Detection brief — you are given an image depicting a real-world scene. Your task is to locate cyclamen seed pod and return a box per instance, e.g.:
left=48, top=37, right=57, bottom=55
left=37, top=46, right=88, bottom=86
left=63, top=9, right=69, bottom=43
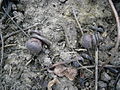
left=81, top=33, right=103, bottom=49
left=26, top=38, right=42, bottom=54
left=26, top=30, right=52, bottom=55
left=81, top=34, right=92, bottom=49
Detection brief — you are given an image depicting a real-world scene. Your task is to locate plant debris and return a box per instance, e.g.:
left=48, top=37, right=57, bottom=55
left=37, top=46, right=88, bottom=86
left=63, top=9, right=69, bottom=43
left=0, top=0, right=120, bottom=90
left=53, top=65, right=77, bottom=81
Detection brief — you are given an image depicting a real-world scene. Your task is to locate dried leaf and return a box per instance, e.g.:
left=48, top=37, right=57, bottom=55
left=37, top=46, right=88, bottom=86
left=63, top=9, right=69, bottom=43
left=48, top=78, right=60, bottom=90
left=53, top=64, right=77, bottom=81
left=54, top=65, right=66, bottom=77
left=64, top=67, right=77, bottom=81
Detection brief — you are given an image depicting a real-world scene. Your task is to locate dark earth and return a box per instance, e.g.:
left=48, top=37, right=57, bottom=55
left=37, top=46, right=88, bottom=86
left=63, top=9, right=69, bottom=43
left=0, top=0, right=120, bottom=90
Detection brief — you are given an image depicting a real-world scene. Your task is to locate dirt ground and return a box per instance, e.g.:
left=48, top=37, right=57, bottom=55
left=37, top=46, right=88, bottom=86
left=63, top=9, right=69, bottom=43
left=0, top=0, right=120, bottom=90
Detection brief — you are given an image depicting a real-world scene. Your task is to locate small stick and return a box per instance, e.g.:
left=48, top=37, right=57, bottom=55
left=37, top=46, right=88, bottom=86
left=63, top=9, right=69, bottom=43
left=41, top=60, right=120, bottom=71
left=77, top=61, right=93, bottom=74
left=0, top=44, right=16, bottom=48
left=108, top=0, right=120, bottom=51
left=2, top=7, right=29, bottom=37
left=95, top=48, right=98, bottom=90
left=77, top=65, right=120, bottom=69
left=0, top=23, right=41, bottom=45
left=0, top=30, right=4, bottom=71
left=72, top=8, right=83, bottom=35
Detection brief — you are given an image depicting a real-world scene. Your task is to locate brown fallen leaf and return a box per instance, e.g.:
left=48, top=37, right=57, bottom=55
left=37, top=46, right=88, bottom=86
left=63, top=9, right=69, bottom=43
left=48, top=78, right=60, bottom=90
left=64, top=67, right=77, bottom=81
left=53, top=65, right=77, bottom=81
left=54, top=65, right=67, bottom=77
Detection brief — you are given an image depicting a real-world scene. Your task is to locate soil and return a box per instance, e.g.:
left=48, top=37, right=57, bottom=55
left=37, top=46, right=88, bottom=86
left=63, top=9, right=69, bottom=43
left=0, top=0, right=120, bottom=90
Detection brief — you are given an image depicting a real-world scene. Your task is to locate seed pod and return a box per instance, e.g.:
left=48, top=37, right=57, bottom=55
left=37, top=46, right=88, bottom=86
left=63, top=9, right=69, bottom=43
left=81, top=34, right=92, bottom=49
left=26, top=38, right=42, bottom=54
left=26, top=30, right=52, bottom=55
left=81, top=33, right=103, bottom=49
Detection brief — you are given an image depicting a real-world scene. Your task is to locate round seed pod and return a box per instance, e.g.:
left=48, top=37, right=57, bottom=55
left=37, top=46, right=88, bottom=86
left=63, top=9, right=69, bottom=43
left=26, top=38, right=42, bottom=54
left=81, top=34, right=92, bottom=49
left=81, top=33, right=103, bottom=49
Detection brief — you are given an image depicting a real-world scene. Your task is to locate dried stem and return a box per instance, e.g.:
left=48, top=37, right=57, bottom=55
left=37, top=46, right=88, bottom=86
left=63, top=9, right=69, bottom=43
left=72, top=8, right=83, bottom=35
left=95, top=48, right=98, bottom=90
left=0, top=29, right=4, bottom=72
left=2, top=7, right=29, bottom=37
left=108, top=0, right=120, bottom=51
left=0, top=23, right=41, bottom=46
left=3, top=23, right=41, bottom=41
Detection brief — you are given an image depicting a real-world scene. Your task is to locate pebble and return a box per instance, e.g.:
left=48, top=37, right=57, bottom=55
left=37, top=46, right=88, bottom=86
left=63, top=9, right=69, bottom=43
left=72, top=61, right=81, bottom=67
left=98, top=81, right=107, bottom=88
left=43, top=57, right=52, bottom=66
left=101, top=72, right=111, bottom=82
left=4, top=64, right=11, bottom=71
left=108, top=80, right=115, bottom=88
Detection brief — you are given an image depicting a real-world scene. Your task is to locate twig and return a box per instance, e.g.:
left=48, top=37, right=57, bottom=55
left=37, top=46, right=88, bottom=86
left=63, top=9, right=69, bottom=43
left=72, top=8, right=83, bottom=35
left=95, top=48, right=98, bottom=90
left=2, top=7, right=29, bottom=37
left=1, top=17, right=47, bottom=43
left=0, top=23, right=41, bottom=45
left=77, top=61, right=93, bottom=74
left=77, top=65, right=120, bottom=69
left=75, top=48, right=87, bottom=52
left=108, top=0, right=120, bottom=51
left=4, top=23, right=40, bottom=40
left=41, top=60, right=120, bottom=71
left=0, top=44, right=16, bottom=48
left=0, top=30, right=4, bottom=71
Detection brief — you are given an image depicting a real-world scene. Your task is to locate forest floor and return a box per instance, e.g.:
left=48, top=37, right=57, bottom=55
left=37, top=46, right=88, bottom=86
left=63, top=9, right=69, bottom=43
left=0, top=0, right=120, bottom=90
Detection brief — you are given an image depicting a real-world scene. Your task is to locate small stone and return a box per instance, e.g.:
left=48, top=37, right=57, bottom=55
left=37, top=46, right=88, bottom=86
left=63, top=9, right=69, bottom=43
left=101, top=72, right=111, bottom=82
left=72, top=61, right=81, bottom=67
left=43, top=57, right=52, bottom=66
left=17, top=4, right=25, bottom=11
left=4, top=64, right=11, bottom=71
left=98, top=81, right=107, bottom=88
left=12, top=4, right=17, bottom=10
left=108, top=80, right=115, bottom=88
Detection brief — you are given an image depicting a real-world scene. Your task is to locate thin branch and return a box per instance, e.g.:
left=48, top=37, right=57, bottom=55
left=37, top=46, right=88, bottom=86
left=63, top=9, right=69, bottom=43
left=3, top=23, right=41, bottom=41
left=77, top=65, right=120, bottom=69
left=108, top=0, right=120, bottom=51
left=0, top=44, right=16, bottom=48
left=72, top=8, right=83, bottom=35
left=0, top=23, right=41, bottom=47
left=95, top=48, right=98, bottom=90
left=77, top=61, right=93, bottom=74
left=0, top=30, right=4, bottom=71
left=2, top=7, right=29, bottom=37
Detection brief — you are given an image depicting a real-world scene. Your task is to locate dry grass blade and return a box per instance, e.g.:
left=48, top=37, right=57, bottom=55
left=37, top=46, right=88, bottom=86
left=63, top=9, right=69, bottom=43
left=108, top=0, right=120, bottom=51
